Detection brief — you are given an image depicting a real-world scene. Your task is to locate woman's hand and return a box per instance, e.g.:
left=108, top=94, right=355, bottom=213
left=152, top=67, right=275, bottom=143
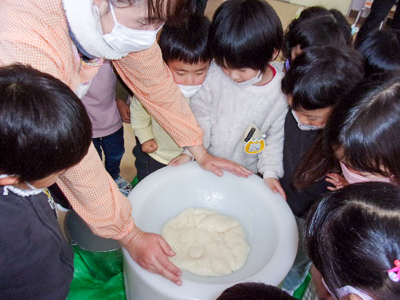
left=142, top=139, right=158, bottom=153
left=264, top=177, right=286, bottom=200
left=188, top=145, right=252, bottom=177
left=119, top=226, right=182, bottom=286
left=326, top=173, right=349, bottom=190
left=168, top=154, right=193, bottom=166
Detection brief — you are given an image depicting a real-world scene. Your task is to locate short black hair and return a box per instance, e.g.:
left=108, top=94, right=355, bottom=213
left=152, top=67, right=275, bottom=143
left=0, top=64, right=92, bottom=182
left=217, top=282, right=295, bottom=300
left=356, top=28, right=400, bottom=77
left=159, top=13, right=211, bottom=64
left=283, top=6, right=352, bottom=61
left=306, top=182, right=400, bottom=300
left=281, top=46, right=365, bottom=110
left=209, top=0, right=283, bottom=71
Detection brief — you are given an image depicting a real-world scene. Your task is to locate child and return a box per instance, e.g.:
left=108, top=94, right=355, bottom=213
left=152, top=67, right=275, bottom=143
left=282, top=6, right=352, bottom=71
left=130, top=13, right=212, bottom=181
left=173, top=0, right=287, bottom=196
left=306, top=182, right=400, bottom=299
left=0, top=65, right=92, bottom=298
left=217, top=282, right=295, bottom=300
left=295, top=71, right=400, bottom=190
left=356, top=28, right=400, bottom=77
left=81, top=60, right=132, bottom=195
left=279, top=46, right=364, bottom=295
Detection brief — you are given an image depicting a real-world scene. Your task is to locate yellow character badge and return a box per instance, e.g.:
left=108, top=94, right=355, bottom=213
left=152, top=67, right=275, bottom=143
left=243, top=123, right=266, bottom=154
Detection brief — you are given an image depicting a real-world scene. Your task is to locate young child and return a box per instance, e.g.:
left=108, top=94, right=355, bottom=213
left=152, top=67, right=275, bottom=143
left=282, top=6, right=352, bottom=71
left=173, top=0, right=287, bottom=196
left=356, top=28, right=400, bottom=77
left=130, top=13, right=212, bottom=181
left=81, top=60, right=132, bottom=195
left=217, top=282, right=295, bottom=300
left=279, top=46, right=365, bottom=295
left=0, top=65, right=92, bottom=298
left=306, top=182, right=400, bottom=299
left=295, top=71, right=400, bottom=190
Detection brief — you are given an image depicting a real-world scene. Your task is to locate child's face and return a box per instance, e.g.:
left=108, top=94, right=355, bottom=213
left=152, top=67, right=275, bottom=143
left=288, top=95, right=332, bottom=127
left=221, top=67, right=259, bottom=84
left=168, top=60, right=211, bottom=86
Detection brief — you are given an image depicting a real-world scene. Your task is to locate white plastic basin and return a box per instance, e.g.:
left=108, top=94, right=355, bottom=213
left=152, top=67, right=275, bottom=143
left=124, top=162, right=297, bottom=300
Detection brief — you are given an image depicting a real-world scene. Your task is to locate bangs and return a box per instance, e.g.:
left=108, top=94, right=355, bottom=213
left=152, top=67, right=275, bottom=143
left=148, top=0, right=194, bottom=24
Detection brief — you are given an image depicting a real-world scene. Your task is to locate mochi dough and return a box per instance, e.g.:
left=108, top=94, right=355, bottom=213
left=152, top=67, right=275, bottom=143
left=161, top=208, right=250, bottom=276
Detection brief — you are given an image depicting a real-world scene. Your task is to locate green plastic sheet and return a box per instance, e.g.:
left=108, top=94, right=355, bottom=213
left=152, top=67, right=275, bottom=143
left=67, top=246, right=126, bottom=300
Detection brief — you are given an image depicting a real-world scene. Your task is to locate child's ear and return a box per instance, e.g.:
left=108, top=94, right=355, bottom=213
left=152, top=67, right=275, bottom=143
left=0, top=176, right=19, bottom=186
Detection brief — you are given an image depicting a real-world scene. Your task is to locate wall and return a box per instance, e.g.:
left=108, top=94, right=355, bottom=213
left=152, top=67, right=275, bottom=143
left=289, top=0, right=352, bottom=15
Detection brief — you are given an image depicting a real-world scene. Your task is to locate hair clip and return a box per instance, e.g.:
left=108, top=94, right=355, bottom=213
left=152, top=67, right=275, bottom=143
left=388, top=259, right=400, bottom=282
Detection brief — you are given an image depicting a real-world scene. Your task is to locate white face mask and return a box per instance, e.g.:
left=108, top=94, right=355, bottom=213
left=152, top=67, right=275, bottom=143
left=102, top=2, right=163, bottom=55
left=291, top=110, right=324, bottom=131
left=234, top=70, right=263, bottom=86
left=177, top=84, right=203, bottom=98
left=322, top=279, right=373, bottom=300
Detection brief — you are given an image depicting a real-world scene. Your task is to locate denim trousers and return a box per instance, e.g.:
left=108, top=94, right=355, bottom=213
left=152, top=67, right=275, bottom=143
left=92, top=126, right=124, bottom=180
left=281, top=217, right=312, bottom=294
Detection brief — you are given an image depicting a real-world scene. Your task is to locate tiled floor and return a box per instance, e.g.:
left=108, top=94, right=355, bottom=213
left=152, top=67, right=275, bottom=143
left=119, top=0, right=306, bottom=184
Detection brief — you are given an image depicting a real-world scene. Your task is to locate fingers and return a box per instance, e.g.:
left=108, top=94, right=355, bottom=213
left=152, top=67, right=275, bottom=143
left=275, top=183, right=287, bottom=200
left=157, top=259, right=182, bottom=286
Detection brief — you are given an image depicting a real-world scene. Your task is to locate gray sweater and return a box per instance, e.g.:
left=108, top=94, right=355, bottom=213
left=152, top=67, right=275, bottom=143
left=190, top=62, right=288, bottom=178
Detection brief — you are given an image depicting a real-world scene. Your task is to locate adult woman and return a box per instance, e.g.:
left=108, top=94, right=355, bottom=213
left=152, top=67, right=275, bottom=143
left=0, top=0, right=250, bottom=286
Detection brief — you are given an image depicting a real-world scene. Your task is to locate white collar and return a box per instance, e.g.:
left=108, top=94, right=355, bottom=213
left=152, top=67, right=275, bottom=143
left=2, top=185, right=43, bottom=197
left=62, top=0, right=125, bottom=60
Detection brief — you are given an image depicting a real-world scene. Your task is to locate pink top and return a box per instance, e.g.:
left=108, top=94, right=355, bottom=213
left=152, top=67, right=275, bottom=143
left=81, top=60, right=122, bottom=138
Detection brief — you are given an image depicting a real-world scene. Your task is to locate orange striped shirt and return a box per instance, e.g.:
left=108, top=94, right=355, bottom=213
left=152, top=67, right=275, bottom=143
left=0, top=0, right=203, bottom=239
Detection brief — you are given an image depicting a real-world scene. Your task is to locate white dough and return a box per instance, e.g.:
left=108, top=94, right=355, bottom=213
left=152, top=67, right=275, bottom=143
left=161, top=208, right=250, bottom=276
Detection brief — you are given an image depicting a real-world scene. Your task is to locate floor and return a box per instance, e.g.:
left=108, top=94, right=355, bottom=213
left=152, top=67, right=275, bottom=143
left=118, top=0, right=306, bottom=184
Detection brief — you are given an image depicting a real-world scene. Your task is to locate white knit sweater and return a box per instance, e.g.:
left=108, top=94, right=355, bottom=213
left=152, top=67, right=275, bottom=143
left=190, top=62, right=288, bottom=178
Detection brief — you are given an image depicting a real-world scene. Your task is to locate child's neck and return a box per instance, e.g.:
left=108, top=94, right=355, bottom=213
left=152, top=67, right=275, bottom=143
left=254, top=64, right=273, bottom=86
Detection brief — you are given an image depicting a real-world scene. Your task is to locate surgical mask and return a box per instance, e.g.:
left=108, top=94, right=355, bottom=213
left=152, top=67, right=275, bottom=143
left=234, top=70, right=263, bottom=86
left=323, top=279, right=373, bottom=300
left=177, top=84, right=203, bottom=98
left=340, top=161, right=393, bottom=184
left=102, top=2, right=163, bottom=55
left=291, top=110, right=324, bottom=131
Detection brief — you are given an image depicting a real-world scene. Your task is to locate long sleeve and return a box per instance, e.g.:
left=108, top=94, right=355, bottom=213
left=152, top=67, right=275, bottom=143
left=113, top=43, right=204, bottom=148
left=189, top=65, right=219, bottom=149
left=257, top=107, right=287, bottom=179
left=130, top=96, right=155, bottom=144
left=0, top=0, right=134, bottom=239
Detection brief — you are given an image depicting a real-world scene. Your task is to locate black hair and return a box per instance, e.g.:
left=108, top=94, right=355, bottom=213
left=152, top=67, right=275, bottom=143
left=209, top=0, right=283, bottom=71
left=282, top=46, right=365, bottom=110
left=159, top=13, right=211, bottom=64
left=306, top=182, right=400, bottom=299
left=217, top=282, right=295, bottom=300
left=282, top=6, right=352, bottom=62
left=295, top=72, right=400, bottom=188
left=0, top=64, right=92, bottom=182
left=356, top=28, right=400, bottom=77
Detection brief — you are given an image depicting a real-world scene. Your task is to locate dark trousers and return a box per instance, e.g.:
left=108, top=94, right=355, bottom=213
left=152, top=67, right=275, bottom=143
left=355, top=0, right=400, bottom=45
left=195, top=0, right=208, bottom=14
left=133, top=137, right=166, bottom=181
left=93, top=127, right=125, bottom=180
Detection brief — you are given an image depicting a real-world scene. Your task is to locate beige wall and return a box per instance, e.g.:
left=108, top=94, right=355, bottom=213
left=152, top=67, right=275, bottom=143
left=289, top=0, right=352, bottom=15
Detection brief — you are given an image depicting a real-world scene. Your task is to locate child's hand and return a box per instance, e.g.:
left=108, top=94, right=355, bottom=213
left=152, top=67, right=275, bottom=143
left=326, top=173, right=349, bottom=190
left=264, top=177, right=286, bottom=200
left=142, top=139, right=158, bottom=153
left=168, top=154, right=193, bottom=166
left=116, top=98, right=131, bottom=123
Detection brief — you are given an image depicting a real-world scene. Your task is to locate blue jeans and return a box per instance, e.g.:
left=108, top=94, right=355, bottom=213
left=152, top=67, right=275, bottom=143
left=281, top=217, right=312, bottom=294
left=92, top=127, right=124, bottom=180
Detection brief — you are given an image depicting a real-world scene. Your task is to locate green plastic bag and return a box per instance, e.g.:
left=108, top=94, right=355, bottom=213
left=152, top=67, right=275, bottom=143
left=67, top=246, right=126, bottom=300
